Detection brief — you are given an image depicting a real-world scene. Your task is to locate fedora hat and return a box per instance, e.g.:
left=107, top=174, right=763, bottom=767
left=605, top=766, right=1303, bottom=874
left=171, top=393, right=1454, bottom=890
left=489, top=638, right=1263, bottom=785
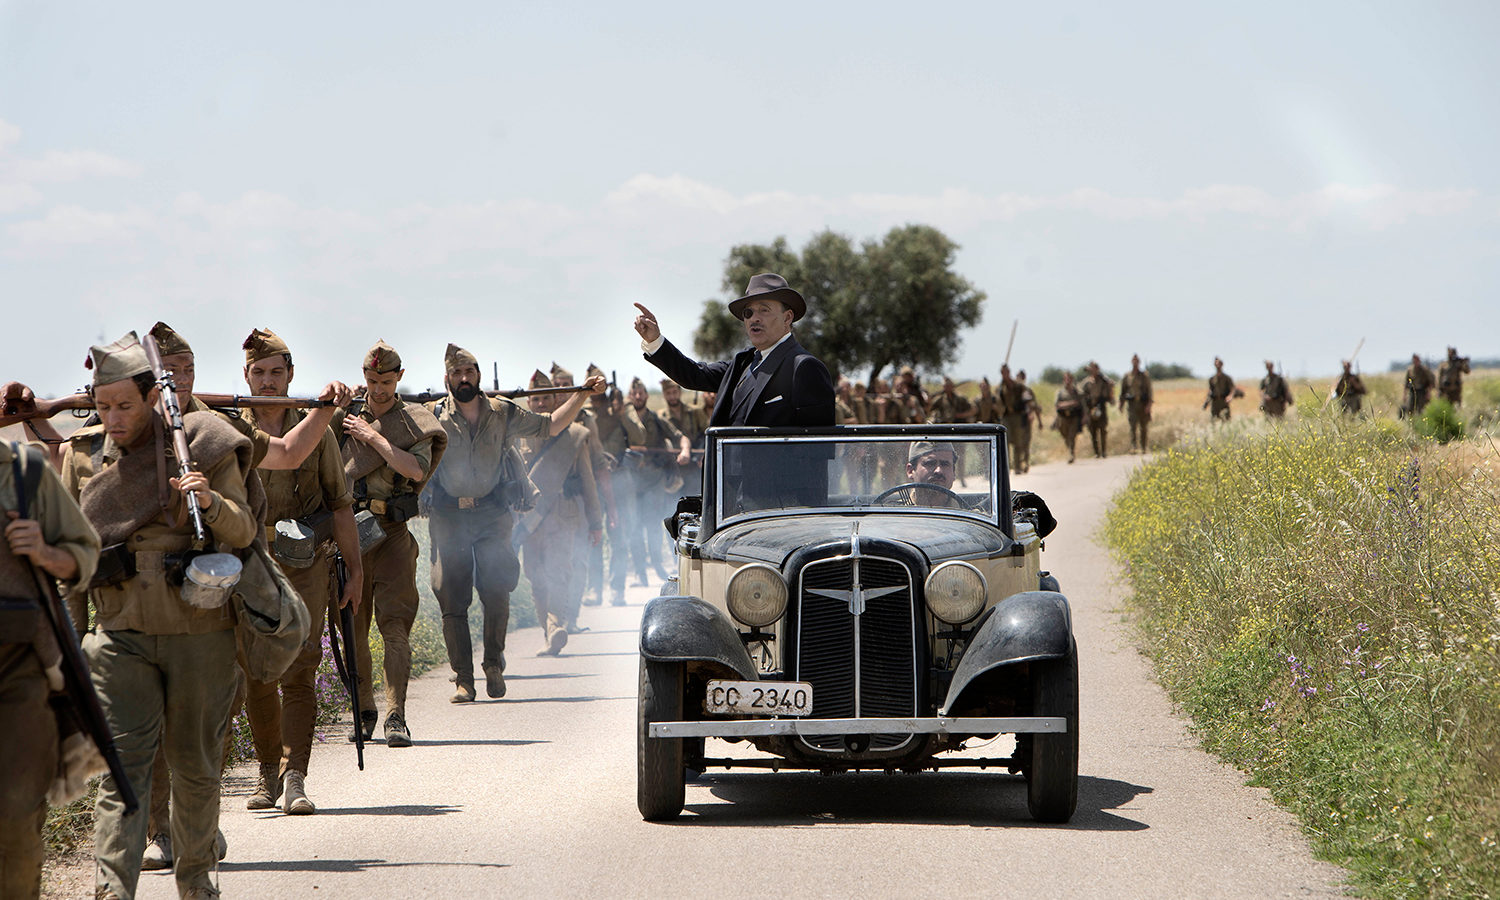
left=728, top=273, right=806, bottom=322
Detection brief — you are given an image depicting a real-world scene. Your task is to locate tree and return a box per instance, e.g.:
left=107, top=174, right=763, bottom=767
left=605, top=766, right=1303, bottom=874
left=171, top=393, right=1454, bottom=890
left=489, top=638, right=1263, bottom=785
left=694, top=225, right=985, bottom=383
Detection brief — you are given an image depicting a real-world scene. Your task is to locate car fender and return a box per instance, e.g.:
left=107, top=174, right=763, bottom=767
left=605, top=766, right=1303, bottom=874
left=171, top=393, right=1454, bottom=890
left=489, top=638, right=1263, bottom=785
left=939, top=590, right=1073, bottom=716
left=639, top=595, right=759, bottom=682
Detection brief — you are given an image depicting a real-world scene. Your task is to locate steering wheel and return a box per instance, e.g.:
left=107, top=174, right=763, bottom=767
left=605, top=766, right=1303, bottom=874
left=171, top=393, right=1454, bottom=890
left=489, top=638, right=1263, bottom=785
left=873, top=482, right=966, bottom=507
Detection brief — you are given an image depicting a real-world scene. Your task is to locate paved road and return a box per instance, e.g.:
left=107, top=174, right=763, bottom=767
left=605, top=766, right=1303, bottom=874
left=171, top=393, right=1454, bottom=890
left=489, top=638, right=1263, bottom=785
left=133, top=454, right=1348, bottom=898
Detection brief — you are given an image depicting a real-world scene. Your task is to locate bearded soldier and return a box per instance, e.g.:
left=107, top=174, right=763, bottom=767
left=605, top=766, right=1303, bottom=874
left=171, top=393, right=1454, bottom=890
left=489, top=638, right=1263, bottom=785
left=424, top=346, right=602, bottom=703
left=1334, top=361, right=1367, bottom=415
left=61, top=333, right=258, bottom=900
left=337, top=341, right=445, bottom=746
left=1437, top=346, right=1470, bottom=407
left=1259, top=361, right=1294, bottom=418
left=239, top=328, right=363, bottom=815
left=1117, top=354, right=1153, bottom=453
left=1205, top=357, right=1241, bottom=421
left=518, top=371, right=604, bottom=655
left=1080, top=361, right=1114, bottom=459
left=1, top=441, right=100, bottom=899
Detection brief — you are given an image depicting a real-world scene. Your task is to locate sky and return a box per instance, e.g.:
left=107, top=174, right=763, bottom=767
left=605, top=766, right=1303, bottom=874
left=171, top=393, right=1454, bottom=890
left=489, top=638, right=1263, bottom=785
left=2, top=1, right=1497, bottom=397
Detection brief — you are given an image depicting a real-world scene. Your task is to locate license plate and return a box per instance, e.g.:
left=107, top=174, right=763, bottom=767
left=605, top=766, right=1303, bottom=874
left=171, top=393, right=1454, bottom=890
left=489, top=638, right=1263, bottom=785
left=704, top=680, right=813, bottom=717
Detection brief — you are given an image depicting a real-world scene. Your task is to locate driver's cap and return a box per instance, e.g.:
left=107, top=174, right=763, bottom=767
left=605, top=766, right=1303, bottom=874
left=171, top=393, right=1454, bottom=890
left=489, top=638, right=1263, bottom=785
left=907, top=440, right=958, bottom=464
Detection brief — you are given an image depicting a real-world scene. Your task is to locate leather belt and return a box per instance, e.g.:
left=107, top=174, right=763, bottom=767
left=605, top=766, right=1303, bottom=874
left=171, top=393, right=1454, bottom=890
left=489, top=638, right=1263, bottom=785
left=457, top=496, right=478, bottom=509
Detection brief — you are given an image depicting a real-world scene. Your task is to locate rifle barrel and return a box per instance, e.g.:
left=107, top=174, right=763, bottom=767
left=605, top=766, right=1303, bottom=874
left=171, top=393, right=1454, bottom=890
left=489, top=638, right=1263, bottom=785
left=143, top=336, right=208, bottom=543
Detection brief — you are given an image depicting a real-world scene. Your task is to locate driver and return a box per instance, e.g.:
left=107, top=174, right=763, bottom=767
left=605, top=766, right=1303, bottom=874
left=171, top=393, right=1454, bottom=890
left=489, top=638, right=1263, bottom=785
left=897, top=441, right=962, bottom=508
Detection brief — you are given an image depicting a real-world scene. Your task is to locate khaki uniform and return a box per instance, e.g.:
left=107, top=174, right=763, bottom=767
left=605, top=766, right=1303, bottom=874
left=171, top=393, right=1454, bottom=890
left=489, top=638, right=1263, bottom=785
left=425, top=395, right=549, bottom=688
left=664, top=400, right=708, bottom=495
left=0, top=442, right=99, bottom=900
left=62, top=414, right=256, bottom=899
left=1119, top=370, right=1153, bottom=451
left=520, top=425, right=603, bottom=646
left=335, top=400, right=440, bottom=720
left=1207, top=372, right=1236, bottom=421
left=624, top=405, right=683, bottom=578
left=996, top=381, right=1028, bottom=473
left=1335, top=373, right=1367, bottom=415
left=244, top=409, right=351, bottom=778
left=1080, top=374, right=1114, bottom=458
left=1260, top=372, right=1294, bottom=418
left=927, top=391, right=973, bottom=424
left=593, top=405, right=638, bottom=595
left=1437, top=356, right=1469, bottom=406
left=1401, top=361, right=1434, bottom=418
left=1052, top=385, right=1084, bottom=462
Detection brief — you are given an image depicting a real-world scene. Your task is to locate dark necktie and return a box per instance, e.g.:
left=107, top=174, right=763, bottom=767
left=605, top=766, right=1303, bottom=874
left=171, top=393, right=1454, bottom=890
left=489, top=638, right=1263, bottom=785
left=731, top=350, right=764, bottom=415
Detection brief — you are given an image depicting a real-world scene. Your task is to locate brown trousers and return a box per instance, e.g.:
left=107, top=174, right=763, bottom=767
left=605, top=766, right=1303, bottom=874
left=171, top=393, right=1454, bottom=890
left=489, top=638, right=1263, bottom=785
left=354, top=522, right=419, bottom=716
left=429, top=504, right=518, bottom=683
left=0, top=644, right=54, bottom=900
left=244, top=550, right=333, bottom=776
left=523, top=498, right=584, bottom=646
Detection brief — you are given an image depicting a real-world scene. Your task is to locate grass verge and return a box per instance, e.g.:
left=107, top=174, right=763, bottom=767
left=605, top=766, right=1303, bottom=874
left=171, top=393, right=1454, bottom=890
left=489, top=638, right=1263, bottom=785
left=1103, top=411, right=1500, bottom=897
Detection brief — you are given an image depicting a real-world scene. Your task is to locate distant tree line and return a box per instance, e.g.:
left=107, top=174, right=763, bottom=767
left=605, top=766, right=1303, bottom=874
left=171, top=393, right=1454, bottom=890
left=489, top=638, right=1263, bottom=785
left=692, top=225, right=985, bottom=384
left=1386, top=356, right=1497, bottom=372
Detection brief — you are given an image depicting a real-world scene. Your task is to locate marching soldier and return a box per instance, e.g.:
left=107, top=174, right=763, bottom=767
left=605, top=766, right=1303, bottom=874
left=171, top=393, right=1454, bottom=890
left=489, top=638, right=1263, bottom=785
left=518, top=371, right=604, bottom=656
left=834, top=378, right=858, bottom=425
left=1205, top=357, right=1241, bottom=421
left=1118, top=354, right=1153, bottom=453
left=661, top=377, right=708, bottom=491
left=556, top=364, right=617, bottom=613
left=1401, top=353, right=1435, bottom=419
left=849, top=380, right=877, bottom=425
left=928, top=376, right=975, bottom=424
left=1437, top=346, right=1470, bottom=407
left=1080, top=361, right=1114, bottom=458
left=625, top=377, right=689, bottom=584
left=1052, top=371, right=1084, bottom=463
left=61, top=333, right=258, bottom=900
left=339, top=341, right=446, bottom=746
left=424, top=345, right=601, bottom=703
left=239, top=329, right=362, bottom=815
left=1259, top=361, right=1294, bottom=418
left=998, top=365, right=1029, bottom=473
left=591, top=386, right=636, bottom=606
left=1335, top=361, right=1367, bottom=415
left=1, top=440, right=100, bottom=899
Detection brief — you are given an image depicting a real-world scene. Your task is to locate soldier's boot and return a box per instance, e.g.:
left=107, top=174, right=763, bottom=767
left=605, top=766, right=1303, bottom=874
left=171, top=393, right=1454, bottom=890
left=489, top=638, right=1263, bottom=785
left=384, top=711, right=412, bottom=748
left=245, top=762, right=283, bottom=810
left=282, top=770, right=316, bottom=815
left=451, top=678, right=475, bottom=704
left=216, top=829, right=227, bottom=861
left=347, top=709, right=377, bottom=743
left=483, top=664, right=506, bottom=699
left=610, top=588, right=626, bottom=607
left=141, top=832, right=173, bottom=871
left=581, top=589, right=602, bottom=607
left=566, top=616, right=589, bottom=634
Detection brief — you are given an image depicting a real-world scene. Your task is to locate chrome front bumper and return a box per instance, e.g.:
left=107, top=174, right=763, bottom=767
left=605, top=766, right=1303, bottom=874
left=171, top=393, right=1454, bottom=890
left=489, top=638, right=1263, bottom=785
left=647, top=716, right=1065, bottom=739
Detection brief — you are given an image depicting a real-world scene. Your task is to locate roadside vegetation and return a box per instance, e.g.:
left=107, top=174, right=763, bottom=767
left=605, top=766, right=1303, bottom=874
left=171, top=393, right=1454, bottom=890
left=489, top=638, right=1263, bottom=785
left=1104, top=407, right=1500, bottom=897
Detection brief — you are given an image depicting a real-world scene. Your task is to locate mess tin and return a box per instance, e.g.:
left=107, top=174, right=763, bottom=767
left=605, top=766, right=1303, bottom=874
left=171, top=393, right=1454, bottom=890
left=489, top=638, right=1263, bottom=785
left=273, top=509, right=387, bottom=568
left=181, top=552, right=243, bottom=609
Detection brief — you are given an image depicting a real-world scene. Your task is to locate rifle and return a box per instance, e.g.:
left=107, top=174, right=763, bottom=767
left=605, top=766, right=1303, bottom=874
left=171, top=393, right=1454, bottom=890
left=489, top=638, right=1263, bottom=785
left=0, top=390, right=335, bottom=429
left=327, top=553, right=364, bottom=770
left=395, top=385, right=593, bottom=405
left=142, top=337, right=210, bottom=545
left=1003, top=320, right=1018, bottom=368
left=9, top=444, right=139, bottom=814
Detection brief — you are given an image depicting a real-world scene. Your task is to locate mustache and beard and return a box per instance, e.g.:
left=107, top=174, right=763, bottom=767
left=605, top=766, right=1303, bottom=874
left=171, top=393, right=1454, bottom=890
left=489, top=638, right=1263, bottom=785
left=451, top=380, right=481, bottom=402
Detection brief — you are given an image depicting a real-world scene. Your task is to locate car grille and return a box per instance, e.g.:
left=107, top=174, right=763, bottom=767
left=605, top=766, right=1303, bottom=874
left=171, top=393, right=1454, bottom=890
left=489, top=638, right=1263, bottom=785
left=795, top=554, right=917, bottom=752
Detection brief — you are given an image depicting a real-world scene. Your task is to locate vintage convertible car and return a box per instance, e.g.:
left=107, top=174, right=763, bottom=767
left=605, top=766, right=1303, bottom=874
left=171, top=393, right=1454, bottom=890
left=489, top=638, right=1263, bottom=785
left=637, top=424, right=1077, bottom=823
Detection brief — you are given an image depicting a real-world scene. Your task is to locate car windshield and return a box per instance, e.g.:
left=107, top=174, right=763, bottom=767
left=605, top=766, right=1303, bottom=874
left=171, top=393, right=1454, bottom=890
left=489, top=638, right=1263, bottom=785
left=713, top=433, right=1001, bottom=526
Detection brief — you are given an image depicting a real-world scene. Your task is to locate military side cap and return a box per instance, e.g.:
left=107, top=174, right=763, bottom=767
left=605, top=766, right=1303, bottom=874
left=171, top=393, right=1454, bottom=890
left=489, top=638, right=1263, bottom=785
left=550, top=361, right=573, bottom=381
left=149, top=321, right=192, bottom=356
left=660, top=378, right=676, bottom=390
left=629, top=376, right=647, bottom=391
left=907, top=440, right=957, bottom=463
left=445, top=343, right=478, bottom=372
left=364, top=340, right=402, bottom=374
left=87, top=331, right=153, bottom=386
left=529, top=369, right=552, bottom=389
left=586, top=363, right=606, bottom=380
left=243, top=327, right=290, bottom=365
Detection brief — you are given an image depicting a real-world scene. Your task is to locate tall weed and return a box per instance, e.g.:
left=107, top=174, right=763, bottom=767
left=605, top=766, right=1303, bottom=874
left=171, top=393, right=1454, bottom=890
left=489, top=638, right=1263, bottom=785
left=1104, top=412, right=1500, bottom=898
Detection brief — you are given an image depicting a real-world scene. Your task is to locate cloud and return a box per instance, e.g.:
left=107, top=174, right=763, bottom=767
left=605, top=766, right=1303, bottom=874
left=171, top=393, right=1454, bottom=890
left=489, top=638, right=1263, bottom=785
left=10, top=149, right=143, bottom=183
left=6, top=205, right=153, bottom=248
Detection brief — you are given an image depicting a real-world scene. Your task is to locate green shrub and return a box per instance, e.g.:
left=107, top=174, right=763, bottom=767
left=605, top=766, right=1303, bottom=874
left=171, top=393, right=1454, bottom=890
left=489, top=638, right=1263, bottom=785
left=1104, top=417, right=1500, bottom=898
left=1414, top=399, right=1465, bottom=444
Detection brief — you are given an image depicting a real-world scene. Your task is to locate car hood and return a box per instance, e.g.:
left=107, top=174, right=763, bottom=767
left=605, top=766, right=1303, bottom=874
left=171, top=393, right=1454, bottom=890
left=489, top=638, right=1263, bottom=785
left=698, top=514, right=1012, bottom=567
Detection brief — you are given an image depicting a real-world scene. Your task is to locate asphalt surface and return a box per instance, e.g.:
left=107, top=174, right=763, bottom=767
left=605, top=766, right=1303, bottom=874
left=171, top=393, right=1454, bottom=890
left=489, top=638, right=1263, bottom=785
left=132, top=453, right=1349, bottom=898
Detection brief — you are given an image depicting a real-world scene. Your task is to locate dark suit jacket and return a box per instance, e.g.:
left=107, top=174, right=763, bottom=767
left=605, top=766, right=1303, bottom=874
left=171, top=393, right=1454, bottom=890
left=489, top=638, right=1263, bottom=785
left=646, top=335, right=835, bottom=428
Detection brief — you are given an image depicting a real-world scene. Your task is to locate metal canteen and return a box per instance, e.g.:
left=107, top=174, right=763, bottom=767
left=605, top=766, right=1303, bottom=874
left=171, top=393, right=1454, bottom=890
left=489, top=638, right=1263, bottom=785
left=273, top=518, right=318, bottom=569
left=181, top=552, right=243, bottom=609
left=354, top=509, right=385, bottom=554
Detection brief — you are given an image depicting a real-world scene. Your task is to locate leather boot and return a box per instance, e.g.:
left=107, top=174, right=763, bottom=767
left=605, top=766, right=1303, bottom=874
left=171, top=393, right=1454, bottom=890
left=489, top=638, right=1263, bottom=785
left=483, top=664, right=506, bottom=698
left=283, top=770, right=316, bottom=815
left=451, top=678, right=475, bottom=703
left=246, top=762, right=282, bottom=810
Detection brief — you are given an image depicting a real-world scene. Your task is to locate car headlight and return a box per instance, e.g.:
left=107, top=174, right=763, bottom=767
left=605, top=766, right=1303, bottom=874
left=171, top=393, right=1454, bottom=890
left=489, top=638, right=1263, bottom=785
left=726, top=564, right=789, bottom=627
left=925, top=561, right=986, bottom=624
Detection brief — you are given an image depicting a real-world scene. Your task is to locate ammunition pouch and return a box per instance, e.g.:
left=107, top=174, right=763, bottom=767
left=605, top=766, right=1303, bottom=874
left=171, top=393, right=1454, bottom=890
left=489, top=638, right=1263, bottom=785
left=357, top=492, right=421, bottom=524
left=0, top=596, right=42, bottom=644
left=89, top=543, right=138, bottom=590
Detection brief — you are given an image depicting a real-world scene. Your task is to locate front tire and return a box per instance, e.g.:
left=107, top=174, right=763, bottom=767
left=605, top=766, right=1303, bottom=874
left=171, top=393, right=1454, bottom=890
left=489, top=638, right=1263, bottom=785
left=1026, top=642, right=1079, bottom=823
left=637, top=657, right=686, bottom=821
